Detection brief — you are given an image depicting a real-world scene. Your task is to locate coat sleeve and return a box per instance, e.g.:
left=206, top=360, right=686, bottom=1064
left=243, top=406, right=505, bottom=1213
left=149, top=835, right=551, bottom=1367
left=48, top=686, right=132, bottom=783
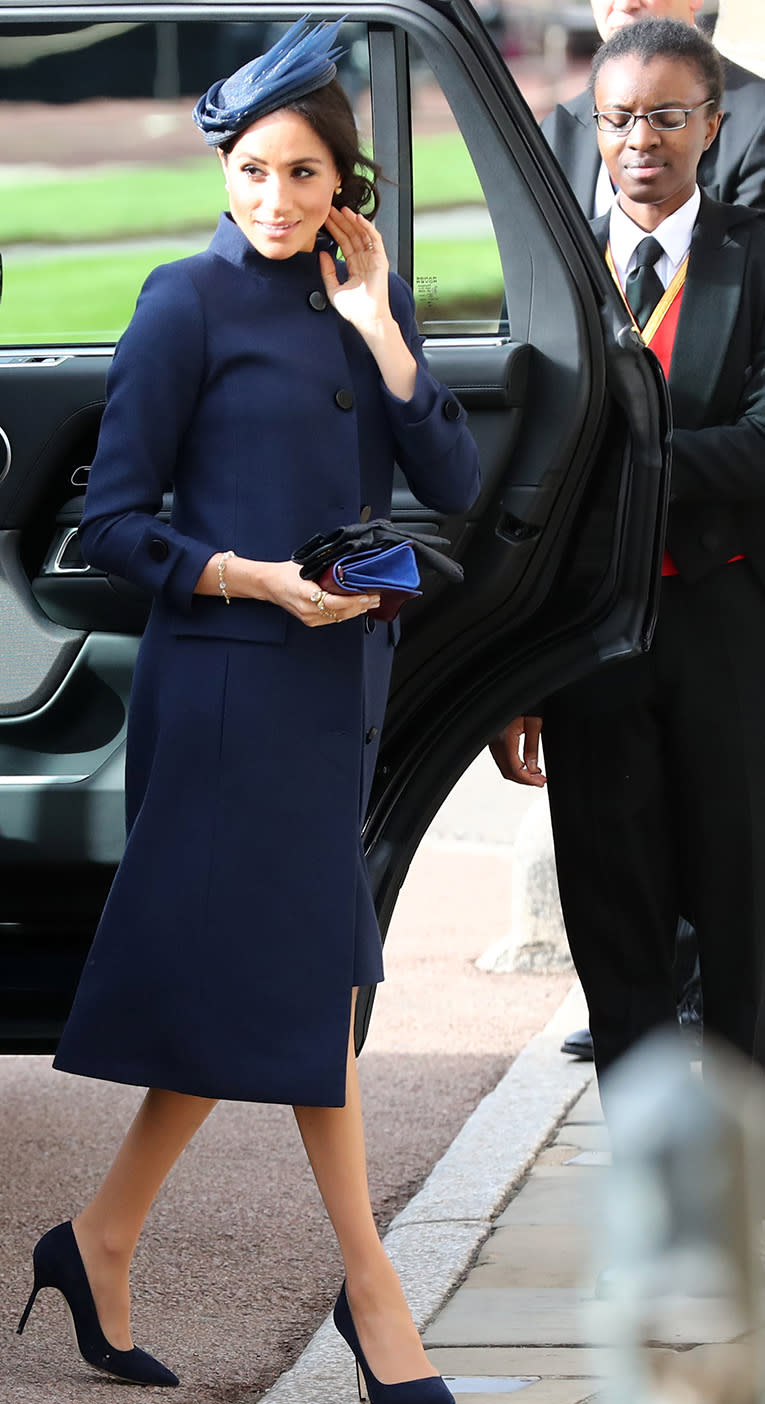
left=379, top=274, right=481, bottom=514
left=78, top=261, right=217, bottom=615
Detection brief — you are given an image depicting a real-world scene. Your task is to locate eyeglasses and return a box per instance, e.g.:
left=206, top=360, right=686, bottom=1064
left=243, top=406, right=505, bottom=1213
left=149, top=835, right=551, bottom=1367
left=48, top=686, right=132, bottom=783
left=593, top=100, right=715, bottom=134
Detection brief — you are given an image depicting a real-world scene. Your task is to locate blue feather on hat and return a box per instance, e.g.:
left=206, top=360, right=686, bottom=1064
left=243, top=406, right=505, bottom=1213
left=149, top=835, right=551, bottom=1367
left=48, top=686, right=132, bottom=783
left=193, top=15, right=345, bottom=147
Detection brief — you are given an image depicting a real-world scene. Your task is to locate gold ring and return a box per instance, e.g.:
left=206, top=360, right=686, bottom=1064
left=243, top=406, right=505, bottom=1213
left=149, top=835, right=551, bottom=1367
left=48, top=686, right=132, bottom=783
left=366, top=241, right=374, bottom=251
left=310, top=588, right=323, bottom=604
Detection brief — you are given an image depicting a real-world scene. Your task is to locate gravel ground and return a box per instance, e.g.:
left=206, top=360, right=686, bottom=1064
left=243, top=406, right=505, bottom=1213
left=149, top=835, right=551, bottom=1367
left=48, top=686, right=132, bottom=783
left=1, top=763, right=572, bottom=1404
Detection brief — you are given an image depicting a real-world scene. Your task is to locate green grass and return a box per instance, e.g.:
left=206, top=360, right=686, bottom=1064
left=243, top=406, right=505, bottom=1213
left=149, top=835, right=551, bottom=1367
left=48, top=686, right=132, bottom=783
left=0, top=246, right=204, bottom=342
left=0, top=236, right=503, bottom=344
left=0, top=132, right=481, bottom=247
left=412, top=133, right=485, bottom=210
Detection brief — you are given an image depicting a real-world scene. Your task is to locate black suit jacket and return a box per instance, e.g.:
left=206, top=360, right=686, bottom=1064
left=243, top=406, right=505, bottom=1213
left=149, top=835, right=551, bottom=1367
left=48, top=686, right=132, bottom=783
left=543, top=58, right=765, bottom=215
left=592, top=194, right=765, bottom=584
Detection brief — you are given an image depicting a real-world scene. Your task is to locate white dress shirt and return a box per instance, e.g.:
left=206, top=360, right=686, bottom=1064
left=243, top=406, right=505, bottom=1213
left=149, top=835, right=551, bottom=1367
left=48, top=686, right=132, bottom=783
left=608, top=186, right=700, bottom=292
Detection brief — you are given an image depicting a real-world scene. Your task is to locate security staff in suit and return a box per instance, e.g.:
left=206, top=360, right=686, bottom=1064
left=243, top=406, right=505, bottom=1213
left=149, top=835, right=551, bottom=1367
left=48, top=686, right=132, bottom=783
left=541, top=0, right=765, bottom=1065
left=542, top=0, right=765, bottom=216
left=493, top=20, right=765, bottom=1083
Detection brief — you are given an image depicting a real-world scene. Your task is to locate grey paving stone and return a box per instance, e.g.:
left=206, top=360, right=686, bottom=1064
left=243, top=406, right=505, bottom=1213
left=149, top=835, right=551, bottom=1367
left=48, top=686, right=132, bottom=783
left=424, top=1287, right=742, bottom=1349
left=423, top=1287, right=596, bottom=1347
left=553, top=1124, right=610, bottom=1152
left=563, top=1152, right=611, bottom=1167
left=448, top=1376, right=603, bottom=1402
left=563, top=1084, right=602, bottom=1125
left=427, top=1346, right=617, bottom=1378
left=464, top=1224, right=596, bottom=1290
left=495, top=1169, right=601, bottom=1228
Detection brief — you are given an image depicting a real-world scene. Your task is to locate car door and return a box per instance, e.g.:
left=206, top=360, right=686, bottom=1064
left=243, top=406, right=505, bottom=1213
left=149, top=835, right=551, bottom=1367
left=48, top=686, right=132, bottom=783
left=0, top=1, right=668, bottom=1051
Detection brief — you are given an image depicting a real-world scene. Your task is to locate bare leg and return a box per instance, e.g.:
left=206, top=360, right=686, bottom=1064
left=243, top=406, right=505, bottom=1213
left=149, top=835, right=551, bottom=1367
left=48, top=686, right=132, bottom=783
left=293, top=993, right=438, bottom=1386
left=73, top=1088, right=216, bottom=1350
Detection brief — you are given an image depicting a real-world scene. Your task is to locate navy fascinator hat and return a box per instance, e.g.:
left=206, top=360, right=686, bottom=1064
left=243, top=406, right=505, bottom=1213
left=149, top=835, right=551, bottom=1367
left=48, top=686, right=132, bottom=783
left=193, top=15, right=346, bottom=148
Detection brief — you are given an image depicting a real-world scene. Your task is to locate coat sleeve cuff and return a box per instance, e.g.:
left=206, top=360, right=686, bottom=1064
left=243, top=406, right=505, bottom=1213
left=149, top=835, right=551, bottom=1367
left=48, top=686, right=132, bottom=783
left=381, top=364, right=465, bottom=450
left=126, top=524, right=216, bottom=616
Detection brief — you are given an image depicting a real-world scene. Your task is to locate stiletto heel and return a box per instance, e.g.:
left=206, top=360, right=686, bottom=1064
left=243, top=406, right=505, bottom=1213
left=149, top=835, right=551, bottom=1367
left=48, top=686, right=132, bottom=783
left=16, top=1283, right=40, bottom=1336
left=333, top=1281, right=454, bottom=1404
left=17, top=1222, right=179, bottom=1387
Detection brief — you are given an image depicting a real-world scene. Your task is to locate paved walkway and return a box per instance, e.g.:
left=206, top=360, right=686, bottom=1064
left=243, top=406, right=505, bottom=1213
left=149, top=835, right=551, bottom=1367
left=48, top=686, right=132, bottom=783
left=257, top=981, right=756, bottom=1404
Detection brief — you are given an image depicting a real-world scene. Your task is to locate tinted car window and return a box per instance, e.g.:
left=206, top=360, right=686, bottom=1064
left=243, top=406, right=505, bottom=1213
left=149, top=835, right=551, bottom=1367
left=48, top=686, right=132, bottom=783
left=409, top=36, right=504, bottom=335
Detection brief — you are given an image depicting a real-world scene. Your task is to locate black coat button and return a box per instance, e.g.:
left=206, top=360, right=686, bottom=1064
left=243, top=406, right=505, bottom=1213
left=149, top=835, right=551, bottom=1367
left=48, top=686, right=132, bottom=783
left=360, top=504, right=372, bottom=523
left=364, top=616, right=376, bottom=634
left=365, top=726, right=379, bottom=744
left=700, top=530, right=720, bottom=551
left=335, top=389, right=354, bottom=411
left=148, top=538, right=169, bottom=562
left=442, top=397, right=461, bottom=421
left=308, top=290, right=327, bottom=311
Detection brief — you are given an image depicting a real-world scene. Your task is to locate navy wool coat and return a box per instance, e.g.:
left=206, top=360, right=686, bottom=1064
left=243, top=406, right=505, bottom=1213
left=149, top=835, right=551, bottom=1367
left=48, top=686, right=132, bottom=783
left=54, top=213, right=480, bottom=1106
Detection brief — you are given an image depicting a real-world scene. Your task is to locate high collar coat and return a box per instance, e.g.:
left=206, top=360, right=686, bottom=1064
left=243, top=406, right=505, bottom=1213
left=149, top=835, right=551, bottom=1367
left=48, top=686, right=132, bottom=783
left=54, top=214, right=480, bottom=1105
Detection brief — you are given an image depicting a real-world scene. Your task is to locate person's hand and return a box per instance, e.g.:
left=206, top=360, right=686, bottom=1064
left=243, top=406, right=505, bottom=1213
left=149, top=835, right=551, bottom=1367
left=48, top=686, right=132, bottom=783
left=258, top=560, right=380, bottom=627
left=319, top=207, right=391, bottom=337
left=488, top=716, right=546, bottom=786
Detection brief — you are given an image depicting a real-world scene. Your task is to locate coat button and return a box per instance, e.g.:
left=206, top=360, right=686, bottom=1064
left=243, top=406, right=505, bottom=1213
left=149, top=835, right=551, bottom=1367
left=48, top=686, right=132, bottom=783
left=365, top=726, right=379, bottom=744
left=308, top=290, right=327, bottom=311
left=335, top=388, right=354, bottom=411
left=365, top=616, right=376, bottom=634
left=360, top=504, right=372, bottom=523
left=148, top=537, right=169, bottom=562
left=442, top=396, right=461, bottom=421
left=700, top=530, right=720, bottom=551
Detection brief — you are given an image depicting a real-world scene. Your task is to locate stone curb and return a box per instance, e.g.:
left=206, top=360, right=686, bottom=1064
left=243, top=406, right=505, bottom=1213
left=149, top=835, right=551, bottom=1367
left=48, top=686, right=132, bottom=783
left=248, top=982, right=592, bottom=1404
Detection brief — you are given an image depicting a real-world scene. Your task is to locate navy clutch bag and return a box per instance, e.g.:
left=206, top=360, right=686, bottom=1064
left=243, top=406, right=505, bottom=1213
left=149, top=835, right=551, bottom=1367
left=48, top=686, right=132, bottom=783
left=292, top=518, right=463, bottom=623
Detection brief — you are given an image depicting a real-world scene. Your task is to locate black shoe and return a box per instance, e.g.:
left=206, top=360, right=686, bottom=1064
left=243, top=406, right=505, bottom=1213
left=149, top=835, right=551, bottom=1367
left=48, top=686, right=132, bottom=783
left=17, top=1221, right=179, bottom=1387
left=561, top=1027, right=594, bottom=1060
left=333, top=1281, right=454, bottom=1403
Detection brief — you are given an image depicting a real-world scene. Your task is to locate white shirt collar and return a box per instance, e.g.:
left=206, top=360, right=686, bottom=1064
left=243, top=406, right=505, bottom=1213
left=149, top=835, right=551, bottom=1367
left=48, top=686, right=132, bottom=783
left=608, top=186, right=700, bottom=290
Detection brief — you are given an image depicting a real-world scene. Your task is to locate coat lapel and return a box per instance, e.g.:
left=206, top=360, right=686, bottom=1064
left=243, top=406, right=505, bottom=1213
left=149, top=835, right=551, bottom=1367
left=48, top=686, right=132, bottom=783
left=668, top=195, right=746, bottom=428
left=561, top=92, right=601, bottom=213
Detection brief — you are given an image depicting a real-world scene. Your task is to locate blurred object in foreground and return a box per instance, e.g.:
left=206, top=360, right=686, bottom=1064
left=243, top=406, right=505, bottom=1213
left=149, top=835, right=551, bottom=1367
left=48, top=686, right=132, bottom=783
left=593, top=1030, right=765, bottom=1404
left=714, top=0, right=765, bottom=79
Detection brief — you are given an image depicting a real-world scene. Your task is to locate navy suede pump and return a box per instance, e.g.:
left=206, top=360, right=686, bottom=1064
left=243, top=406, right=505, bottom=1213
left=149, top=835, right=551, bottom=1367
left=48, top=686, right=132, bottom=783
left=333, top=1281, right=455, bottom=1403
left=17, top=1221, right=179, bottom=1387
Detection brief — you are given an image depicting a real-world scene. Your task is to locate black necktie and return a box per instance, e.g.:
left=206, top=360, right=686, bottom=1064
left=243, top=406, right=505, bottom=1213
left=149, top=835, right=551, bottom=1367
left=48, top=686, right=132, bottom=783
left=625, top=236, right=664, bottom=329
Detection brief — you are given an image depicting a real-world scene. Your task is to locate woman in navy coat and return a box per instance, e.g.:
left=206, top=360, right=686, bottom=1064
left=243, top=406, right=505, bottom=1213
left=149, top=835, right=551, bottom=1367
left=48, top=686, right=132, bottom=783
left=19, top=19, right=480, bottom=1399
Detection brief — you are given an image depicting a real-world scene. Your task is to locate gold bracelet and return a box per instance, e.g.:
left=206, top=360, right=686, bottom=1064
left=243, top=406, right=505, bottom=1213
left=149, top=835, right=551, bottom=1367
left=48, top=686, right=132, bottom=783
left=218, top=550, right=233, bottom=605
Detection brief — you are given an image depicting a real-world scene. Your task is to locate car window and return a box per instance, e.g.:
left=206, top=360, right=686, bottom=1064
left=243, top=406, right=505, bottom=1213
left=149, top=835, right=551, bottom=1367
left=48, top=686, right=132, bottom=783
left=409, top=37, right=505, bottom=337
left=0, top=18, right=372, bottom=347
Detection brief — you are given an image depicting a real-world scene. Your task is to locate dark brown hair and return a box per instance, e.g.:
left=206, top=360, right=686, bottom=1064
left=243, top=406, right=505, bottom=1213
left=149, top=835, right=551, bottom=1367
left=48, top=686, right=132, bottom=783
left=221, top=79, right=382, bottom=217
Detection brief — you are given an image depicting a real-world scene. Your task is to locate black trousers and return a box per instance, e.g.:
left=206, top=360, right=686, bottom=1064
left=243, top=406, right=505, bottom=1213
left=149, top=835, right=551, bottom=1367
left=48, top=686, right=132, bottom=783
left=543, top=562, right=765, bottom=1079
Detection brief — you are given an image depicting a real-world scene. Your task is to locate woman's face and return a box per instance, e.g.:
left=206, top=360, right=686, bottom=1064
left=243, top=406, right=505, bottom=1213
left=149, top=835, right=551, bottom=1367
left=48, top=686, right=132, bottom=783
left=220, top=109, right=340, bottom=260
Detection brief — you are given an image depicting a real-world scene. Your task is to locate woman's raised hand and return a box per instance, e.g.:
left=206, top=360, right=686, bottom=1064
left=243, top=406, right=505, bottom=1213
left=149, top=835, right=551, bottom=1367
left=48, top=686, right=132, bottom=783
left=320, top=207, right=418, bottom=403
left=257, top=560, right=380, bottom=627
left=320, top=207, right=390, bottom=336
